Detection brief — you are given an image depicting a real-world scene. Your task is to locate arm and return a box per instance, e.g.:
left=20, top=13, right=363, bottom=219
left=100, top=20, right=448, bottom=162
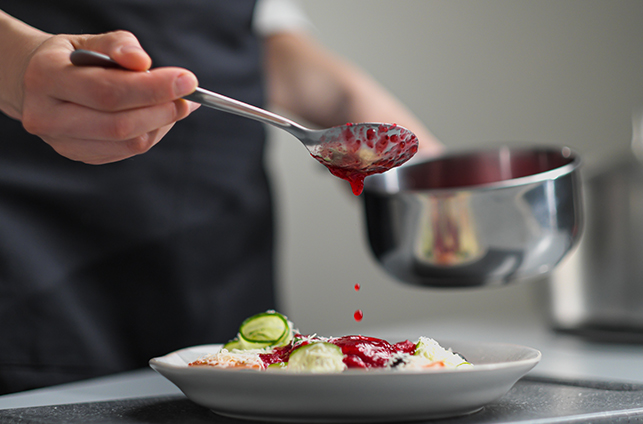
left=0, top=10, right=199, bottom=164
left=263, top=31, right=443, bottom=158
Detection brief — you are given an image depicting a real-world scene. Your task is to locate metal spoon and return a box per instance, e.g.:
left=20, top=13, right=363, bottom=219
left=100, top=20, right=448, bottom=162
left=70, top=49, right=418, bottom=195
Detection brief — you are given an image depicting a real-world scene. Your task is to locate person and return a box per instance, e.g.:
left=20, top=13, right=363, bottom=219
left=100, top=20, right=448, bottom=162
left=0, top=0, right=442, bottom=394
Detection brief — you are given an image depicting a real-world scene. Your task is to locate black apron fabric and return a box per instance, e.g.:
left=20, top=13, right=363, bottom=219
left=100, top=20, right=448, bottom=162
left=0, top=0, right=275, bottom=394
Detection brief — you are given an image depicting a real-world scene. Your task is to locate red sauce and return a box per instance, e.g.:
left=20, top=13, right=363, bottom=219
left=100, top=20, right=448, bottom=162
left=330, top=335, right=415, bottom=369
left=258, top=342, right=303, bottom=367
left=258, top=334, right=416, bottom=369
left=312, top=123, right=418, bottom=195
left=354, top=283, right=361, bottom=292
left=393, top=339, right=417, bottom=354
left=325, top=168, right=368, bottom=196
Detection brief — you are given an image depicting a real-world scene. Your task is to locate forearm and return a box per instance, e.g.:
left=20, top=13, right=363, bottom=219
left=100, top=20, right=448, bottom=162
left=337, top=62, right=442, bottom=155
left=0, top=9, right=50, bottom=120
left=264, top=31, right=442, bottom=156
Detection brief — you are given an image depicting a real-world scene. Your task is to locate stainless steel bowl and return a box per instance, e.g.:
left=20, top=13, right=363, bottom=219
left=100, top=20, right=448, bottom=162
left=362, top=146, right=583, bottom=288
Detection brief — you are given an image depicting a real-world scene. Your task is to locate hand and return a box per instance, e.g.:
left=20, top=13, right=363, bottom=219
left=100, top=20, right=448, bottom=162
left=19, top=30, right=199, bottom=164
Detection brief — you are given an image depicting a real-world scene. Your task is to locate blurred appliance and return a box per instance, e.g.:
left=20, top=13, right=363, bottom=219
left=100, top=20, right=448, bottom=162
left=549, top=112, right=643, bottom=342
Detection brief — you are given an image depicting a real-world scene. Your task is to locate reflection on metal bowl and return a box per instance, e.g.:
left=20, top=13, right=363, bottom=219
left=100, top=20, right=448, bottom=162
left=362, top=146, right=583, bottom=288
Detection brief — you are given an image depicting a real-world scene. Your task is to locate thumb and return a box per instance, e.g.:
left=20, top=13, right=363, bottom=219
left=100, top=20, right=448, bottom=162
left=81, top=30, right=152, bottom=71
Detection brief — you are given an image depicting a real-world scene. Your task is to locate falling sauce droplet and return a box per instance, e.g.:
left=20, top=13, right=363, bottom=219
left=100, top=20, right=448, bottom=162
left=354, top=310, right=363, bottom=322
left=354, top=283, right=361, bottom=292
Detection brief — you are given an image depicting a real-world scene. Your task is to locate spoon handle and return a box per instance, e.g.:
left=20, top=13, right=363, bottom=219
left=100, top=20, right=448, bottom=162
left=184, top=87, right=301, bottom=131
left=69, top=49, right=305, bottom=133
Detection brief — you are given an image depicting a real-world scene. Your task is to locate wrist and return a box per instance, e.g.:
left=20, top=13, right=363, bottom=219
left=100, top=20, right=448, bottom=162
left=0, top=10, right=51, bottom=120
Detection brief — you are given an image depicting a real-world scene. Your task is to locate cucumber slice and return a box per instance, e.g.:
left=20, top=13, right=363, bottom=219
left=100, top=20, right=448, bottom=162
left=287, top=342, right=346, bottom=373
left=267, top=362, right=287, bottom=370
left=238, top=311, right=293, bottom=349
left=223, top=339, right=242, bottom=350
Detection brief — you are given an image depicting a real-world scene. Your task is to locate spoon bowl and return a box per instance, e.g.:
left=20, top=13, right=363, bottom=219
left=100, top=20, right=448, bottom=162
left=305, top=123, right=418, bottom=195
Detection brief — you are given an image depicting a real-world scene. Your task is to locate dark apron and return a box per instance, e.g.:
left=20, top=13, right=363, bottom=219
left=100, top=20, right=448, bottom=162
left=0, top=0, right=275, bottom=393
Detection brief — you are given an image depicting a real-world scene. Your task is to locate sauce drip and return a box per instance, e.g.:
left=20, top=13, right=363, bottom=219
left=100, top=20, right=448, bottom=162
left=353, top=309, right=363, bottom=322
left=311, top=123, right=418, bottom=195
left=353, top=284, right=362, bottom=321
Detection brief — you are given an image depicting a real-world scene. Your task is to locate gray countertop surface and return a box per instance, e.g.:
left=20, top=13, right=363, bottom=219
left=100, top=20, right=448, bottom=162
left=0, top=316, right=642, bottom=423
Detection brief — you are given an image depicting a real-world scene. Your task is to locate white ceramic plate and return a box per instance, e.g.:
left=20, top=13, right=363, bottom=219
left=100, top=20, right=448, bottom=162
left=149, top=340, right=540, bottom=423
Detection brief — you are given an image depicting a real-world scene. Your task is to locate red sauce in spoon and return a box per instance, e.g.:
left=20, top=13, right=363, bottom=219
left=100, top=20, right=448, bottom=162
left=312, top=123, right=418, bottom=195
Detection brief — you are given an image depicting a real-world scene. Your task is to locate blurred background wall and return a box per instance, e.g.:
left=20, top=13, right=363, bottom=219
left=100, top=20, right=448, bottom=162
left=265, top=0, right=643, bottom=335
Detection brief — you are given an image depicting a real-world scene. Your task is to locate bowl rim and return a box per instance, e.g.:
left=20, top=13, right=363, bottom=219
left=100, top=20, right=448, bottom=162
left=364, top=145, right=581, bottom=194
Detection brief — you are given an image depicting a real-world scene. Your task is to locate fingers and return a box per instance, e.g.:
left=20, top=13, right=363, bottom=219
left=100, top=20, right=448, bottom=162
left=71, top=31, right=199, bottom=108
left=52, top=66, right=198, bottom=112
left=28, top=99, right=196, bottom=164
left=45, top=122, right=177, bottom=165
left=76, top=30, right=152, bottom=71
left=23, top=97, right=195, bottom=142
left=25, top=42, right=198, bottom=111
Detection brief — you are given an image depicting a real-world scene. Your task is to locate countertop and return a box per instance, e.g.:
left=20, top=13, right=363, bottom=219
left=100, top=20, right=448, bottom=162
left=0, top=316, right=642, bottom=423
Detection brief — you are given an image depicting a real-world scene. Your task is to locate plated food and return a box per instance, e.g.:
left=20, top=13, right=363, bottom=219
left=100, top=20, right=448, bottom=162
left=150, top=322, right=540, bottom=422
left=188, top=311, right=471, bottom=372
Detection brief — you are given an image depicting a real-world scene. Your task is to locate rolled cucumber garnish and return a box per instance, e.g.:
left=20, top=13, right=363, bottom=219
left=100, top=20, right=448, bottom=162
left=238, top=311, right=293, bottom=349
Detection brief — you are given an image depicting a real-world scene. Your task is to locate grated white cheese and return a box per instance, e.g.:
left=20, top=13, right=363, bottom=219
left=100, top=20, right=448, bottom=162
left=412, top=337, right=472, bottom=369
left=191, top=348, right=266, bottom=369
